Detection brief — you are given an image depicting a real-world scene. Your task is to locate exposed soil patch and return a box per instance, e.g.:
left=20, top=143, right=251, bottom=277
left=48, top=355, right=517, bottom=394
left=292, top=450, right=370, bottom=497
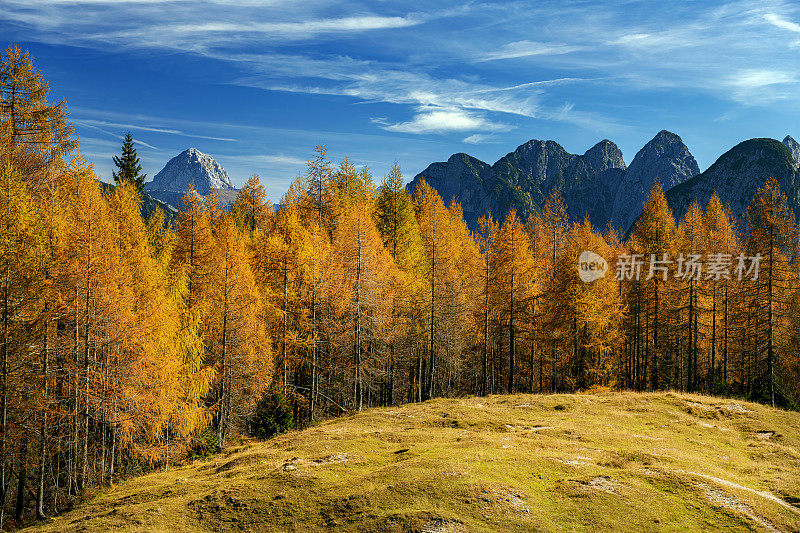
left=675, top=469, right=800, bottom=515
left=557, top=476, right=619, bottom=497
left=501, top=424, right=554, bottom=432
left=724, top=403, right=754, bottom=413
left=559, top=458, right=588, bottom=467
left=587, top=476, right=617, bottom=494
left=421, top=518, right=467, bottom=533
left=310, top=453, right=349, bottom=465
left=699, top=482, right=780, bottom=533
left=382, top=512, right=463, bottom=533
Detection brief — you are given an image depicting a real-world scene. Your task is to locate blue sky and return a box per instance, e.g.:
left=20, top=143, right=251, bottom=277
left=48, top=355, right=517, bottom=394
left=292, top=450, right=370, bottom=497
left=2, top=0, right=798, bottom=200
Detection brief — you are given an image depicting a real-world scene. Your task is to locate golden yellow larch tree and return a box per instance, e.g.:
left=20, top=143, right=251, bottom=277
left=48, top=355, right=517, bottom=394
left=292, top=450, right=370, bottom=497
left=59, top=158, right=120, bottom=494
left=441, top=201, right=481, bottom=395
left=173, top=186, right=215, bottom=313
left=631, top=182, right=677, bottom=391
left=253, top=188, right=314, bottom=403
left=209, top=214, right=271, bottom=447
left=494, top=209, right=535, bottom=393
left=745, top=177, right=798, bottom=407
left=702, top=193, right=738, bottom=390
left=373, top=162, right=423, bottom=404
left=105, top=183, right=212, bottom=469
left=539, top=190, right=570, bottom=392
left=232, top=173, right=270, bottom=233
left=0, top=161, right=45, bottom=525
left=413, top=180, right=450, bottom=401
left=475, top=216, right=499, bottom=395
left=0, top=46, right=77, bottom=186
left=329, top=196, right=395, bottom=411
left=675, top=201, right=705, bottom=392
left=560, top=219, right=623, bottom=389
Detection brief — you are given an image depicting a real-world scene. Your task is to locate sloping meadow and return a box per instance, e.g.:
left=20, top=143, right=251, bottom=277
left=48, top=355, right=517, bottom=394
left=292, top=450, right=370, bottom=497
left=30, top=391, right=800, bottom=532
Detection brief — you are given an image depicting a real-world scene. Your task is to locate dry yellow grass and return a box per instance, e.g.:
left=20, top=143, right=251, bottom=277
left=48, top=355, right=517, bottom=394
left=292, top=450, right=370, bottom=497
left=28, top=392, right=800, bottom=532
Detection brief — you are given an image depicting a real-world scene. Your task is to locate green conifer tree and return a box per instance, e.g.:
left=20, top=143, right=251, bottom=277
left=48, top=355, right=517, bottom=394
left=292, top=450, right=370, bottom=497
left=112, top=131, right=146, bottom=191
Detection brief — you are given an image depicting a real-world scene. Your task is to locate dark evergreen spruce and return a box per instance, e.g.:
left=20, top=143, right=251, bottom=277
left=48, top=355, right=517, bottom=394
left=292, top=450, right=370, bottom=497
left=112, top=131, right=146, bottom=191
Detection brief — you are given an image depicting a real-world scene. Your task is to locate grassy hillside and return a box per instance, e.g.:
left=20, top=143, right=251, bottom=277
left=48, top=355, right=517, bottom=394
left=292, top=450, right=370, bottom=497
left=30, top=392, right=800, bottom=532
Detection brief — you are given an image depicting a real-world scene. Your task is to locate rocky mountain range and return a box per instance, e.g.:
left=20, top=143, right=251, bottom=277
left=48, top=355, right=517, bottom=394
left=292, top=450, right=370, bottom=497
left=665, top=137, right=800, bottom=227
left=145, top=147, right=237, bottom=208
left=143, top=136, right=800, bottom=236
left=410, top=132, right=800, bottom=234
left=408, top=130, right=699, bottom=232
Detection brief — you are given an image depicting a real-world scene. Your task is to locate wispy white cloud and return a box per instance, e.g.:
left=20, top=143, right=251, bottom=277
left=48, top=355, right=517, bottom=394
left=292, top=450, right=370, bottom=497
left=373, top=106, right=513, bottom=134
left=74, top=120, right=161, bottom=150
left=235, top=56, right=544, bottom=120
left=728, top=69, right=797, bottom=88
left=131, top=138, right=159, bottom=150
left=475, top=78, right=589, bottom=93
left=764, top=13, right=800, bottom=33
left=74, top=118, right=236, bottom=142
left=462, top=133, right=494, bottom=144
left=127, top=14, right=425, bottom=40
left=0, top=2, right=432, bottom=52
left=724, top=69, right=798, bottom=104
left=764, top=12, right=800, bottom=46
left=478, top=40, right=582, bottom=62
left=222, top=153, right=308, bottom=167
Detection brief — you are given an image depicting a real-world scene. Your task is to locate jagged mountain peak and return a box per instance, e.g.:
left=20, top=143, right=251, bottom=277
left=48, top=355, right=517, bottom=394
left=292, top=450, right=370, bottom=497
left=446, top=152, right=488, bottom=165
left=410, top=136, right=633, bottom=230
left=634, top=130, right=698, bottom=175
left=583, top=139, right=626, bottom=172
left=783, top=135, right=799, bottom=169
left=612, top=130, right=699, bottom=232
left=146, top=147, right=234, bottom=196
left=653, top=129, right=682, bottom=142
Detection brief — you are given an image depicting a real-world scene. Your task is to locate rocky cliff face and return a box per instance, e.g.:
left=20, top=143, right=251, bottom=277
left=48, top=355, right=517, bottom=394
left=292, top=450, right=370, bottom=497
left=145, top=148, right=235, bottom=208
left=411, top=153, right=495, bottom=226
left=409, top=131, right=696, bottom=232
left=490, top=139, right=627, bottom=219
left=664, top=138, right=800, bottom=225
left=783, top=135, right=800, bottom=169
left=613, top=130, right=700, bottom=232
left=488, top=139, right=580, bottom=224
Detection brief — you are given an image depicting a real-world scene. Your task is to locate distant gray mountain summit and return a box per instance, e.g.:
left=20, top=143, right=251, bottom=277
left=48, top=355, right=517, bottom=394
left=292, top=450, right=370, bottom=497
left=145, top=148, right=235, bottom=208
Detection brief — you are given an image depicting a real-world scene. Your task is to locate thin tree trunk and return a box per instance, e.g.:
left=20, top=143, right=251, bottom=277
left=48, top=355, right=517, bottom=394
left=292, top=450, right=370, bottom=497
left=482, top=259, right=489, bottom=396
left=508, top=262, right=515, bottom=394
left=711, top=284, right=717, bottom=375
left=653, top=280, right=659, bottom=390
left=218, top=251, right=230, bottom=448
left=80, top=245, right=91, bottom=492
left=427, top=233, right=435, bottom=401
left=1, top=261, right=9, bottom=528
left=14, top=438, right=27, bottom=523
left=36, top=310, right=49, bottom=519
left=723, top=283, right=728, bottom=387
left=282, top=258, right=288, bottom=395
left=768, top=233, right=775, bottom=407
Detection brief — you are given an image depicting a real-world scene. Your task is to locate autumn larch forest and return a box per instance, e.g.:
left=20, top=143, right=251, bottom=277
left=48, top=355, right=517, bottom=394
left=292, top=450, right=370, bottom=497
left=1, top=45, right=799, bottom=527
